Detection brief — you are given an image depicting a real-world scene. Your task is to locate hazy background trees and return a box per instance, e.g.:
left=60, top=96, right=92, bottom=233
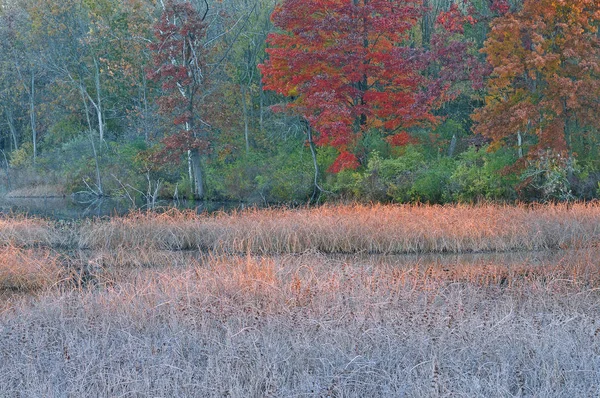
left=0, top=0, right=598, bottom=204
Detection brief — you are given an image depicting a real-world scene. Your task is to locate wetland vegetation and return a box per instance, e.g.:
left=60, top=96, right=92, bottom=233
left=1, top=204, right=600, bottom=396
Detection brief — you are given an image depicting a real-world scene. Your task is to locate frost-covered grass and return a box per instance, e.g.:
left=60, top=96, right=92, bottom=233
left=1, top=250, right=600, bottom=397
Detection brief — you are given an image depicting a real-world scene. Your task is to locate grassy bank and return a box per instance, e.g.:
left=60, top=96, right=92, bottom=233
left=1, top=251, right=600, bottom=396
left=4, top=184, right=66, bottom=198
left=79, top=203, right=600, bottom=254
left=5, top=203, right=600, bottom=254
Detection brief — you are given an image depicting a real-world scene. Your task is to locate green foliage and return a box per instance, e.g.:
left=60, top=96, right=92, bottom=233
left=449, top=147, right=517, bottom=202
left=328, top=168, right=363, bottom=199
left=34, top=134, right=150, bottom=195
left=373, top=148, right=426, bottom=202
left=43, top=116, right=85, bottom=148
left=46, top=135, right=100, bottom=192
left=208, top=153, right=265, bottom=201
left=355, top=130, right=391, bottom=159
left=410, top=157, right=456, bottom=203
left=9, top=143, right=33, bottom=169
left=207, top=143, right=315, bottom=204
left=329, top=147, right=428, bottom=202
left=434, top=118, right=467, bottom=142
left=266, top=151, right=314, bottom=202
left=174, top=175, right=196, bottom=201
left=111, top=138, right=148, bottom=170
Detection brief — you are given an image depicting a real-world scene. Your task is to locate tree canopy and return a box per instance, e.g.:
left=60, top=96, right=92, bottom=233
left=0, top=0, right=599, bottom=203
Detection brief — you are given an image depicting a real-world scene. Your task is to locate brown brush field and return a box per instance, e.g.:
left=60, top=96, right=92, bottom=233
left=0, top=214, right=61, bottom=248
left=79, top=203, right=600, bottom=253
left=1, top=204, right=600, bottom=396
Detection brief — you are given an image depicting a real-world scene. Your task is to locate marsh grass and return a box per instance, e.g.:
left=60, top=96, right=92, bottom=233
left=3, top=204, right=600, bottom=396
left=85, top=248, right=600, bottom=292
left=0, top=215, right=60, bottom=247
left=1, top=250, right=600, bottom=396
left=0, top=246, right=63, bottom=293
left=79, top=203, right=600, bottom=254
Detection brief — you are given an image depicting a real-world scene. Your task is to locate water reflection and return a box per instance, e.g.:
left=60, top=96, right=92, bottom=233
left=0, top=196, right=247, bottom=219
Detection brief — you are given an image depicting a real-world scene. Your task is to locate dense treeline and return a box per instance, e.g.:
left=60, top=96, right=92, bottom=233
left=0, top=0, right=598, bottom=204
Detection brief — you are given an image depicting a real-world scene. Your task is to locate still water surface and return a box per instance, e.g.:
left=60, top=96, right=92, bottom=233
left=0, top=196, right=246, bottom=219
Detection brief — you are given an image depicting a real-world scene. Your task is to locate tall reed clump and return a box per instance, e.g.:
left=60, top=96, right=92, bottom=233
left=78, top=203, right=600, bottom=254
left=0, top=215, right=61, bottom=248
left=0, top=246, right=63, bottom=292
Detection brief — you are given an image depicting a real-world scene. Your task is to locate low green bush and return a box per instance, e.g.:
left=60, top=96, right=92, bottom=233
left=448, top=147, right=517, bottom=202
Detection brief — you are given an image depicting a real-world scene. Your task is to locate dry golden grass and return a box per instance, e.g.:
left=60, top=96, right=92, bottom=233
left=79, top=203, right=600, bottom=254
left=0, top=215, right=60, bottom=247
left=0, top=246, right=63, bottom=292
left=77, top=248, right=600, bottom=316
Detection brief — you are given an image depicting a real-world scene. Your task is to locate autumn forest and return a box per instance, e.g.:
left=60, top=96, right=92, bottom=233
left=0, top=0, right=599, bottom=204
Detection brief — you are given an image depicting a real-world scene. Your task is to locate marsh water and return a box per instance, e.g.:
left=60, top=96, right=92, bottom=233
left=0, top=196, right=248, bottom=219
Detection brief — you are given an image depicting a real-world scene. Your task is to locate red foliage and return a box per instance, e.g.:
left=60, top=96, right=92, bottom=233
left=260, top=0, right=487, bottom=173
left=425, top=2, right=492, bottom=100
left=327, top=151, right=360, bottom=173
left=436, top=4, right=476, bottom=34
left=490, top=0, right=510, bottom=15
left=150, top=130, right=210, bottom=164
left=260, top=0, right=437, bottom=172
left=147, top=0, right=209, bottom=164
left=386, top=132, right=416, bottom=147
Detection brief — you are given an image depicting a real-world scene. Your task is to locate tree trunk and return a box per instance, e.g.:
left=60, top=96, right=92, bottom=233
left=190, top=149, right=204, bottom=199
left=564, top=118, right=574, bottom=183
left=306, top=123, right=323, bottom=203
left=186, top=148, right=192, bottom=184
left=141, top=72, right=149, bottom=142
left=448, top=134, right=457, bottom=157
left=30, top=73, right=36, bottom=166
left=354, top=0, right=368, bottom=133
left=93, top=58, right=105, bottom=142
left=241, top=84, right=250, bottom=154
left=259, top=79, right=265, bottom=134
left=421, top=0, right=432, bottom=47
left=80, top=85, right=103, bottom=196
left=1, top=149, right=10, bottom=192
left=6, top=110, right=18, bottom=151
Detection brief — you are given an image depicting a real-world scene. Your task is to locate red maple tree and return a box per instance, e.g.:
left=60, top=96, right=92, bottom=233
left=259, top=0, right=436, bottom=172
